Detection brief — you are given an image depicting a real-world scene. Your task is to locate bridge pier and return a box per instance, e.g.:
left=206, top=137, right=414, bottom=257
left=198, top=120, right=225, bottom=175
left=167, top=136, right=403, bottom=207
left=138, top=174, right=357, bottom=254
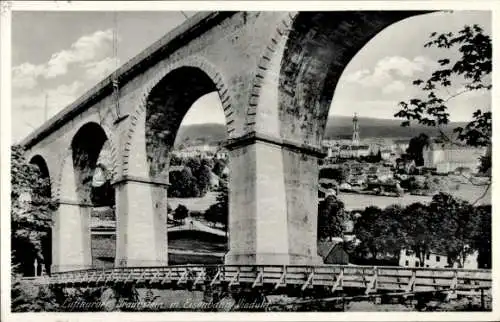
left=51, top=202, right=92, bottom=273
left=114, top=177, right=168, bottom=267
left=225, top=133, right=323, bottom=265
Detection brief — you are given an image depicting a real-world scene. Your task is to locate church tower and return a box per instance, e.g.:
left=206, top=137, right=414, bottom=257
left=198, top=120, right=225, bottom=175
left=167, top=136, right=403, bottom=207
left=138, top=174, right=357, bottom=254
left=352, top=113, right=360, bottom=146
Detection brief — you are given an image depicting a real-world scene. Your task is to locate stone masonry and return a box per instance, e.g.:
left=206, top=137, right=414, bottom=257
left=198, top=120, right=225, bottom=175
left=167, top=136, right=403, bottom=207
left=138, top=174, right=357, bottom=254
left=21, top=11, right=427, bottom=272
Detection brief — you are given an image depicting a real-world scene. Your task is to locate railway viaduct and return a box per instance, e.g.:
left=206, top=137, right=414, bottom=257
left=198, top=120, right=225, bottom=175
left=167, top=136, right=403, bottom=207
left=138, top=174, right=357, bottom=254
left=21, top=11, right=427, bottom=273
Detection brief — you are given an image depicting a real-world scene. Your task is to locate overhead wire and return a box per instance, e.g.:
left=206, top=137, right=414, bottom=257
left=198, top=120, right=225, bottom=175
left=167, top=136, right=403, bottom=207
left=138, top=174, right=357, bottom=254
left=112, top=11, right=121, bottom=120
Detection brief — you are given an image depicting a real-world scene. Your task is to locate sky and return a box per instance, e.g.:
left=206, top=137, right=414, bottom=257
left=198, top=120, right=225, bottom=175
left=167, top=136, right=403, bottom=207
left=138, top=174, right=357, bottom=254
left=11, top=10, right=492, bottom=143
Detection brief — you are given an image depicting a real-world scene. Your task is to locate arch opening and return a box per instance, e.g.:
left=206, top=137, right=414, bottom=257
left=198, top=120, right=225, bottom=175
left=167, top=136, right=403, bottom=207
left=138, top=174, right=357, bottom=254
left=241, top=11, right=431, bottom=265
left=145, top=66, right=229, bottom=265
left=71, top=122, right=116, bottom=269
left=278, top=11, right=425, bottom=147
left=24, top=155, right=52, bottom=276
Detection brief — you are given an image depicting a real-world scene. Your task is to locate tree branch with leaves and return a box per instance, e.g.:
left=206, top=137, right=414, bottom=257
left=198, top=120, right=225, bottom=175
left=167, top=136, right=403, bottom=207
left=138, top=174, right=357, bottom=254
left=11, top=145, right=57, bottom=276
left=395, top=24, right=491, bottom=182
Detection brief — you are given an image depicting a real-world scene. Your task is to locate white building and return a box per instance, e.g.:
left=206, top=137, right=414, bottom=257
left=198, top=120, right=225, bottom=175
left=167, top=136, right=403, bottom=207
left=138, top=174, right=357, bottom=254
left=172, top=144, right=219, bottom=159
left=399, top=249, right=478, bottom=269
left=391, top=139, right=410, bottom=156
left=337, top=144, right=371, bottom=158
left=380, top=149, right=392, bottom=160
left=423, top=143, right=486, bottom=174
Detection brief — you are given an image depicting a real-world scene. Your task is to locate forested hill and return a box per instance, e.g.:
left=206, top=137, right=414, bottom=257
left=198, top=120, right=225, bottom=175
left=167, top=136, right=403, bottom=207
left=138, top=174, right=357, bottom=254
left=174, top=116, right=467, bottom=146
left=324, top=116, right=466, bottom=140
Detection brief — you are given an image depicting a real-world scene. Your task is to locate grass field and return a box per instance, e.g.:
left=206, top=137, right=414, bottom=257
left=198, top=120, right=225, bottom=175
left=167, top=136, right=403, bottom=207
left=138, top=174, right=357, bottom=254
left=340, top=183, right=491, bottom=211
left=168, top=252, right=223, bottom=265
left=168, top=230, right=227, bottom=253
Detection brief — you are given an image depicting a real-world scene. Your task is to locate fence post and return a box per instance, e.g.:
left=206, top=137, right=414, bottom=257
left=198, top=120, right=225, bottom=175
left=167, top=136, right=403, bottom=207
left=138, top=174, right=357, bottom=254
left=481, top=288, right=485, bottom=310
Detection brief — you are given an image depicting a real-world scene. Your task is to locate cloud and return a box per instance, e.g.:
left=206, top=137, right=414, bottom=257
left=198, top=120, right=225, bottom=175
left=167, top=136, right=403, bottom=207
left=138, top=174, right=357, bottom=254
left=45, top=29, right=114, bottom=78
left=330, top=98, right=404, bottom=119
left=84, top=57, right=120, bottom=80
left=12, top=81, right=85, bottom=142
left=12, top=29, right=114, bottom=88
left=14, top=81, right=83, bottom=114
left=12, top=63, right=46, bottom=89
left=344, top=55, right=436, bottom=89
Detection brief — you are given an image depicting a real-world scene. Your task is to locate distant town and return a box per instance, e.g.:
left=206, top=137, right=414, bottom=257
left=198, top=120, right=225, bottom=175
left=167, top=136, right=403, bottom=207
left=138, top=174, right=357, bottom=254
left=87, top=113, right=490, bottom=272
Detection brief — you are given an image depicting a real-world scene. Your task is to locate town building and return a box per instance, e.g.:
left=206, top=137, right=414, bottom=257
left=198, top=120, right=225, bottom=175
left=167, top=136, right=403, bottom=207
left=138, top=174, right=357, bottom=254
left=391, top=139, right=410, bottom=155
left=322, top=114, right=376, bottom=159
left=318, top=238, right=350, bottom=265
left=172, top=144, right=214, bottom=158
left=367, top=165, right=394, bottom=182
left=399, top=249, right=478, bottom=269
left=423, top=143, right=486, bottom=174
left=380, top=148, right=392, bottom=160
left=396, top=157, right=416, bottom=174
left=215, top=147, right=228, bottom=160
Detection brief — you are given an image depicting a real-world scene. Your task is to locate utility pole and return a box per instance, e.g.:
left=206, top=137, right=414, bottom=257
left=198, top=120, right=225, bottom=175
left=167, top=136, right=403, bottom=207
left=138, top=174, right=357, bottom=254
left=44, top=93, right=48, bottom=122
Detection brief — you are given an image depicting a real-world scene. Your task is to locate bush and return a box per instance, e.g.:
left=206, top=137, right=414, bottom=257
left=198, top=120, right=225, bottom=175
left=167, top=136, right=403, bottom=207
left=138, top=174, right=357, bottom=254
left=11, top=275, right=60, bottom=312
left=173, top=205, right=189, bottom=222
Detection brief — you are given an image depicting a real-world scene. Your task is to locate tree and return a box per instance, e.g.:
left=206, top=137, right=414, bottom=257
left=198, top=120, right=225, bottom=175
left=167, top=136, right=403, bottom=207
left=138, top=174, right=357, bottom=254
left=353, top=205, right=404, bottom=262
left=472, top=205, right=491, bottom=268
left=353, top=206, right=384, bottom=260
left=178, top=156, right=213, bottom=197
left=168, top=167, right=199, bottom=198
left=351, top=192, right=490, bottom=268
left=11, top=259, right=60, bottom=312
left=367, top=205, right=405, bottom=261
left=173, top=204, right=189, bottom=223
left=396, top=24, right=491, bottom=176
left=400, top=202, right=439, bottom=266
left=204, top=183, right=228, bottom=232
left=317, top=195, right=345, bottom=241
left=11, top=145, right=56, bottom=276
left=406, top=133, right=430, bottom=166
left=428, top=193, right=480, bottom=267
left=212, top=158, right=227, bottom=177
left=196, top=163, right=212, bottom=196
left=169, top=154, right=182, bottom=167
left=319, top=166, right=347, bottom=184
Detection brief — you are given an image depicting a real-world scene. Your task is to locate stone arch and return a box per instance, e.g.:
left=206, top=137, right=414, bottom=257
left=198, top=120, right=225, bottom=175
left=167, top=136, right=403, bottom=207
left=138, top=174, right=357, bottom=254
left=28, top=154, right=53, bottom=275
left=245, top=11, right=430, bottom=145
left=54, top=121, right=117, bottom=201
left=245, top=12, right=297, bottom=133
left=55, top=121, right=117, bottom=270
left=121, top=56, right=234, bottom=177
left=29, top=154, right=53, bottom=199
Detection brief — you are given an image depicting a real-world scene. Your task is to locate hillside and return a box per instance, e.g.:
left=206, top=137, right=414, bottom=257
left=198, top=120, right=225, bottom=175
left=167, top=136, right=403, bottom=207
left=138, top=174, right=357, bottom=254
left=173, top=116, right=467, bottom=146
left=324, top=116, right=466, bottom=140
left=174, top=123, right=227, bottom=147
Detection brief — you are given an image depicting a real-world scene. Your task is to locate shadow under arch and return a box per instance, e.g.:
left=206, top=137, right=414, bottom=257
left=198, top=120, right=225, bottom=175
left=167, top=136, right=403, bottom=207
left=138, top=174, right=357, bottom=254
left=145, top=66, right=231, bottom=178
left=115, top=60, right=236, bottom=267
left=145, top=66, right=230, bottom=265
left=54, top=121, right=117, bottom=271
left=71, top=122, right=110, bottom=204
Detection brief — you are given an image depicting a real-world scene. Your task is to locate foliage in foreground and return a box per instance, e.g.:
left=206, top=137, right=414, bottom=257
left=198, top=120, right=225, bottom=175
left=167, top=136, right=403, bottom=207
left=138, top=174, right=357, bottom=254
left=352, top=193, right=491, bottom=268
left=396, top=24, right=491, bottom=173
left=11, top=261, right=60, bottom=312
left=11, top=145, right=57, bottom=276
